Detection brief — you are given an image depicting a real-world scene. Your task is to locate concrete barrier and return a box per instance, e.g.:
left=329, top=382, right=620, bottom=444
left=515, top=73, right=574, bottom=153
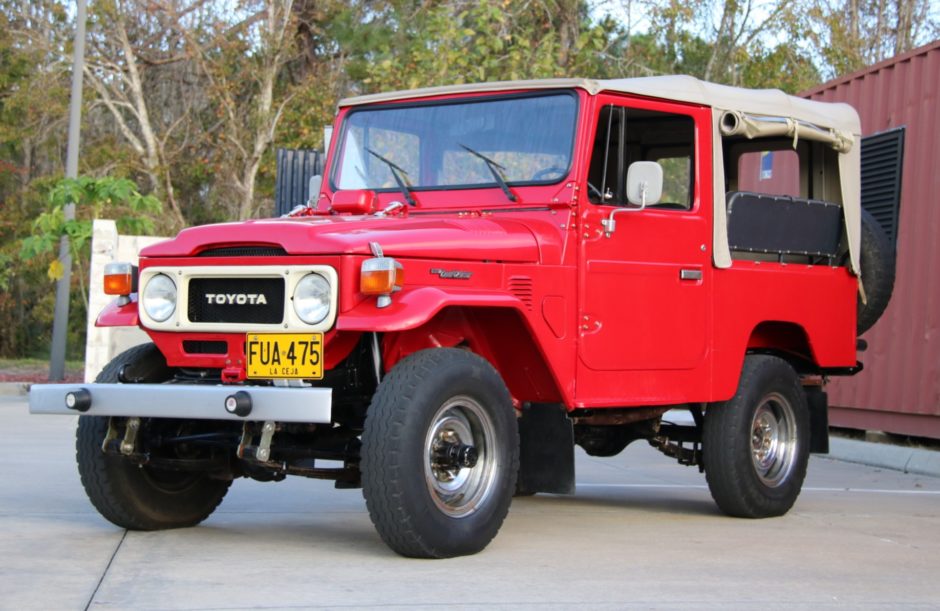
left=84, top=220, right=167, bottom=382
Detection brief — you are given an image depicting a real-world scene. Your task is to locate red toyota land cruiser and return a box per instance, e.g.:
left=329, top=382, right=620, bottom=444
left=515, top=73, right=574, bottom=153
left=31, top=76, right=894, bottom=558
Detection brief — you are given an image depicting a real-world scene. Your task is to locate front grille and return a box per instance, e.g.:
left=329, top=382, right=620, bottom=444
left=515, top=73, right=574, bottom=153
left=187, top=277, right=285, bottom=324
left=197, top=246, right=287, bottom=257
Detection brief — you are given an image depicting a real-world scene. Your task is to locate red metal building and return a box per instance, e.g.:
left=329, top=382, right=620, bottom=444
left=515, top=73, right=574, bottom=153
left=803, top=40, right=940, bottom=438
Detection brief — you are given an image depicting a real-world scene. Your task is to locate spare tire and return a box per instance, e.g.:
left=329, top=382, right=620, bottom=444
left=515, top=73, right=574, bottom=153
left=857, top=209, right=896, bottom=335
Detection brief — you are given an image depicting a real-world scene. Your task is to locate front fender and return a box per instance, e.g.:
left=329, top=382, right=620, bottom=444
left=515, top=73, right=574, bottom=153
left=337, top=286, right=523, bottom=333
left=96, top=296, right=140, bottom=327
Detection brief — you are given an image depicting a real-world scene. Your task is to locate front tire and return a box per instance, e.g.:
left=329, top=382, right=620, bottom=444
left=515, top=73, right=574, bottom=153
left=76, top=343, right=231, bottom=530
left=703, top=355, right=810, bottom=518
left=361, top=348, right=519, bottom=558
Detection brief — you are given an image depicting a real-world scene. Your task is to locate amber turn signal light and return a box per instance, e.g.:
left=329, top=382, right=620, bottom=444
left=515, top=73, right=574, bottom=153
left=360, top=258, right=404, bottom=295
left=103, top=262, right=136, bottom=296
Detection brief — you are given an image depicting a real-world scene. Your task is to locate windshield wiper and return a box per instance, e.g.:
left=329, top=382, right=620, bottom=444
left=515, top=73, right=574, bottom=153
left=459, top=143, right=517, bottom=202
left=366, top=148, right=416, bottom=206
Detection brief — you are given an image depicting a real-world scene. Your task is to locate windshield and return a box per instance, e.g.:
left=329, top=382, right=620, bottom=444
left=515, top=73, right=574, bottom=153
left=332, top=92, right=578, bottom=193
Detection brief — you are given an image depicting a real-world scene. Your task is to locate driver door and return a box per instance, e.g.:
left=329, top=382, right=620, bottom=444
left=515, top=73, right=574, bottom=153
left=577, top=95, right=713, bottom=402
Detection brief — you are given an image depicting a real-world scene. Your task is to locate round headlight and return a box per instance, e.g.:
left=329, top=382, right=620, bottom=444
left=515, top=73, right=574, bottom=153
left=143, top=273, right=177, bottom=323
left=293, top=273, right=331, bottom=324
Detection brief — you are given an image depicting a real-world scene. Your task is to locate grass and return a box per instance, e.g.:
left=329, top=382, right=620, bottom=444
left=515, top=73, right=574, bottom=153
left=0, top=357, right=85, bottom=382
left=0, top=357, right=84, bottom=370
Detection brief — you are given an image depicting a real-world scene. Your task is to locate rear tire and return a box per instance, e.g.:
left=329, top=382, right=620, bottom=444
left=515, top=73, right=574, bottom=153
left=703, top=355, right=809, bottom=518
left=857, top=209, right=896, bottom=335
left=76, top=343, right=231, bottom=530
left=361, top=348, right=519, bottom=558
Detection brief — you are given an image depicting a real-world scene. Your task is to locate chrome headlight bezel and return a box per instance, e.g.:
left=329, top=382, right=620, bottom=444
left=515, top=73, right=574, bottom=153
left=136, top=265, right=338, bottom=332
left=292, top=273, right=331, bottom=325
left=142, top=273, right=177, bottom=323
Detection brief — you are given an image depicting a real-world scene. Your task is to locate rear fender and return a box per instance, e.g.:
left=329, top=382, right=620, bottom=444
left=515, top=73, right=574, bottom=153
left=747, top=321, right=818, bottom=370
left=714, top=321, right=819, bottom=400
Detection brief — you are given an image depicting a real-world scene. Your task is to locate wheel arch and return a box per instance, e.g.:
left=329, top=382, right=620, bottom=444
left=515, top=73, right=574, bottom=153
left=714, top=320, right=822, bottom=401
left=381, top=305, right=564, bottom=406
left=727, top=331, right=831, bottom=456
left=745, top=320, right=821, bottom=374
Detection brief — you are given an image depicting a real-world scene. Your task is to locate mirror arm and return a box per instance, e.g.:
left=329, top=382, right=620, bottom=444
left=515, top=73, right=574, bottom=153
left=375, top=200, right=406, bottom=217
left=306, top=175, right=323, bottom=210
left=600, top=186, right=647, bottom=237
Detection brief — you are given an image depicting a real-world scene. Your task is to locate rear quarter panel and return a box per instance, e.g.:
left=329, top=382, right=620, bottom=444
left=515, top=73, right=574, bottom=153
left=711, top=261, right=858, bottom=399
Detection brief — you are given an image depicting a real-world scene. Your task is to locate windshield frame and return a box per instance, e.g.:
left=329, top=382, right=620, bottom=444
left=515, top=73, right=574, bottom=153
left=328, top=90, right=580, bottom=196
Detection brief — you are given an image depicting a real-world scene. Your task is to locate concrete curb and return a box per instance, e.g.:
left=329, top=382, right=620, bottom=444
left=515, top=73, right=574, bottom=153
left=0, top=383, right=28, bottom=396
left=827, top=436, right=940, bottom=478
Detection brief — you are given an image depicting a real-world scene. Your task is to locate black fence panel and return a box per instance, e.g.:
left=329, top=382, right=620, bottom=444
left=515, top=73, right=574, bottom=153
left=274, top=148, right=323, bottom=217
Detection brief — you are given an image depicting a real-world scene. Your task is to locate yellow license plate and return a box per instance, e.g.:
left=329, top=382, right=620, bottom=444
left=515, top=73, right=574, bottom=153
left=246, top=333, right=323, bottom=379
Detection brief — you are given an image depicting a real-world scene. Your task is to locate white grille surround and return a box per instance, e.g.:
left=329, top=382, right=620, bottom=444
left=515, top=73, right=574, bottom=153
left=137, top=265, right=339, bottom=333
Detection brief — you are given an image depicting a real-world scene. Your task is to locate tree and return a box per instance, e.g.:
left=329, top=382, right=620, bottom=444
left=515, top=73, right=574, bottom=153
left=0, top=0, right=73, bottom=358
left=79, top=0, right=203, bottom=230
left=1, top=0, right=76, bottom=189
left=803, top=0, right=939, bottom=78
left=20, top=176, right=161, bottom=312
left=636, top=0, right=816, bottom=87
left=346, top=0, right=615, bottom=93
left=159, top=0, right=300, bottom=220
left=0, top=173, right=159, bottom=359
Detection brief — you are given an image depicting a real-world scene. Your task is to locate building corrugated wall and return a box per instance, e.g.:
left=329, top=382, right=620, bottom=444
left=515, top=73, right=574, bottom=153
left=802, top=40, right=940, bottom=438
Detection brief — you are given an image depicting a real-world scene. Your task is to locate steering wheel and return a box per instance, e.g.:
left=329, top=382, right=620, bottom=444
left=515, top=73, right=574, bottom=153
left=531, top=166, right=568, bottom=181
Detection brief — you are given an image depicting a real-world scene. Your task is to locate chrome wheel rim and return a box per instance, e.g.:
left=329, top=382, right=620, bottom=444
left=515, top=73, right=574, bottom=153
left=750, top=392, right=798, bottom=488
left=424, top=396, right=499, bottom=518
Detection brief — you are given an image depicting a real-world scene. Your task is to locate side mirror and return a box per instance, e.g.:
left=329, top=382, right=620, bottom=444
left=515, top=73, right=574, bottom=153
left=625, top=161, right=663, bottom=208
left=332, top=189, right=377, bottom=214
left=601, top=161, right=664, bottom=237
left=307, top=175, right=323, bottom=207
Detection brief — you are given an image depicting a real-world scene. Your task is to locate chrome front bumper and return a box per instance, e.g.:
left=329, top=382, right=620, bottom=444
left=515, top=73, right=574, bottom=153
left=28, top=383, right=332, bottom=423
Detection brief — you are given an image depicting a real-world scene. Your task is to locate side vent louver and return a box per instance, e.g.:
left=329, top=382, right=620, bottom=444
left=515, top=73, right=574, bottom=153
left=508, top=276, right=534, bottom=310
left=860, top=127, right=905, bottom=247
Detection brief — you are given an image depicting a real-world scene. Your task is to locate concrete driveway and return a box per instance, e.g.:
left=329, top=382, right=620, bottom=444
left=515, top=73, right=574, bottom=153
left=2, top=393, right=939, bottom=610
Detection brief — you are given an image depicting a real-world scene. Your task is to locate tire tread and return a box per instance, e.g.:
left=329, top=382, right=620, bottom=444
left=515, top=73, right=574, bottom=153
left=703, top=355, right=809, bottom=519
left=361, top=348, right=518, bottom=558
left=857, top=209, right=896, bottom=335
left=76, top=343, right=231, bottom=531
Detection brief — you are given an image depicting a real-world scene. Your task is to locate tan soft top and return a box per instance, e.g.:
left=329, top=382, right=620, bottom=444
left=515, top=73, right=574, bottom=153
left=338, top=75, right=861, bottom=135
left=339, top=76, right=863, bottom=276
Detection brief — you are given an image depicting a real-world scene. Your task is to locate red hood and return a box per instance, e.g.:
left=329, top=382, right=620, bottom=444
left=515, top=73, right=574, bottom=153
left=140, top=215, right=543, bottom=262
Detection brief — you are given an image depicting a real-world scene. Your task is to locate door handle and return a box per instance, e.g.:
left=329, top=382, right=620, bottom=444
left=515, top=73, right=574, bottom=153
left=679, top=269, right=703, bottom=281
